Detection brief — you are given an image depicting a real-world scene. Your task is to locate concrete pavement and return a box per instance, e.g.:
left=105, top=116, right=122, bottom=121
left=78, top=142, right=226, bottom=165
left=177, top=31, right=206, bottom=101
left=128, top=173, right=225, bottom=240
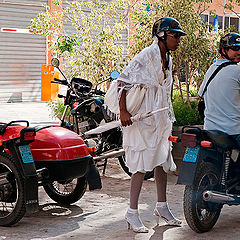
left=1, top=159, right=240, bottom=240
left=0, top=101, right=60, bottom=126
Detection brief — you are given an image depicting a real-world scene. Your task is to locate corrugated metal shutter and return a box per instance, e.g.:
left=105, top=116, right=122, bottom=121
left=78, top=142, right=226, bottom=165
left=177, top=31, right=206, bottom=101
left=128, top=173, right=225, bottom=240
left=0, top=0, right=47, bottom=102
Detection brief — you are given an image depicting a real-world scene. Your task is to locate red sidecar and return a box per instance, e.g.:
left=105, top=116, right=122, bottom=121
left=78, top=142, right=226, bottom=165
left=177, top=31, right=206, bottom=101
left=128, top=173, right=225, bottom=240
left=30, top=125, right=90, bottom=181
left=0, top=121, right=94, bottom=226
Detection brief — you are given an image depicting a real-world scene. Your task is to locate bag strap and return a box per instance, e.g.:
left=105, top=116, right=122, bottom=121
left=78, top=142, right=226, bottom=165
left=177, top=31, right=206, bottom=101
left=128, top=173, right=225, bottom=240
left=200, top=61, right=237, bottom=98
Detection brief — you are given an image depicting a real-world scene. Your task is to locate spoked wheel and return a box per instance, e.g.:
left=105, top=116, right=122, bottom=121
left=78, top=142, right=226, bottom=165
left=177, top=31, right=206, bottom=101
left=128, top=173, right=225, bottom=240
left=0, top=152, right=25, bottom=226
left=118, top=155, right=154, bottom=180
left=184, top=162, right=222, bottom=233
left=43, top=176, right=87, bottom=205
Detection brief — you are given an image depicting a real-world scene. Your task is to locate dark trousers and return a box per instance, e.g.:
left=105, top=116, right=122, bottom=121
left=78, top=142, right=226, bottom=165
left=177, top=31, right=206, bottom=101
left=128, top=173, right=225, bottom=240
left=232, top=134, right=240, bottom=150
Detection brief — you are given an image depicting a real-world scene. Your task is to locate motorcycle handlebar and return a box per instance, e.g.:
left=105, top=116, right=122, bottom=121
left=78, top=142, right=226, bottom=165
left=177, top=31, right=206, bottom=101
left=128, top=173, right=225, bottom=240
left=51, top=78, right=68, bottom=86
left=93, top=89, right=105, bottom=96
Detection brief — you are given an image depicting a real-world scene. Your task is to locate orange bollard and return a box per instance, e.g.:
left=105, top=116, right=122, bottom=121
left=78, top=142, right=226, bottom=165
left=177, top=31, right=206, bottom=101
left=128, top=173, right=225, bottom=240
left=41, top=65, right=59, bottom=101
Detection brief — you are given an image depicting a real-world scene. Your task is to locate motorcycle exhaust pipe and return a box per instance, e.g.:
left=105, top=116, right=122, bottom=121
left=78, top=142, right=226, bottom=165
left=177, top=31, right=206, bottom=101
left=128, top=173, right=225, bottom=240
left=93, top=149, right=125, bottom=161
left=203, top=190, right=240, bottom=205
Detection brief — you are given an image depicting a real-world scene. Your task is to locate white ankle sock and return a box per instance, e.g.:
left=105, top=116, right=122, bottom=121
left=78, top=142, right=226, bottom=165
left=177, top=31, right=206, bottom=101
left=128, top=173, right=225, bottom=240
left=155, top=202, right=175, bottom=221
left=156, top=201, right=167, bottom=208
left=127, top=207, right=138, bottom=214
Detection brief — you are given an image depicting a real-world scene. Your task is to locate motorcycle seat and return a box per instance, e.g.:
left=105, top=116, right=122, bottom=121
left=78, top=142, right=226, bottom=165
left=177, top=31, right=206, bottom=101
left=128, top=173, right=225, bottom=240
left=202, top=130, right=237, bottom=150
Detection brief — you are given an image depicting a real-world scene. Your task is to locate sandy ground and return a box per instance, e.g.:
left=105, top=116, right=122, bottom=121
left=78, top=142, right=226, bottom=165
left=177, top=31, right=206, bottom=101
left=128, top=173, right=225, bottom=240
left=1, top=159, right=240, bottom=240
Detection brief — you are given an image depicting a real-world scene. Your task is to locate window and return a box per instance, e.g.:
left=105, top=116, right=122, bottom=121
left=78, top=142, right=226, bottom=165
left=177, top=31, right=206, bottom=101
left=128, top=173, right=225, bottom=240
left=200, top=14, right=208, bottom=23
left=200, top=14, right=239, bottom=32
left=230, top=17, right=239, bottom=31
left=224, top=16, right=229, bottom=29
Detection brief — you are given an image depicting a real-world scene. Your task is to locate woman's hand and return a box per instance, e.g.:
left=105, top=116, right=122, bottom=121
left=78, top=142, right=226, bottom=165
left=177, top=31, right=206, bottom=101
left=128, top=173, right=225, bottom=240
left=119, top=89, right=132, bottom=126
left=120, top=109, right=132, bottom=126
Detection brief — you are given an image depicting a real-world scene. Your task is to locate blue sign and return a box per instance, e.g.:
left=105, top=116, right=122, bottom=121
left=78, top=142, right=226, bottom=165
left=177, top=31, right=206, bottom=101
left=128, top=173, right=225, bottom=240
left=214, top=15, right=219, bottom=32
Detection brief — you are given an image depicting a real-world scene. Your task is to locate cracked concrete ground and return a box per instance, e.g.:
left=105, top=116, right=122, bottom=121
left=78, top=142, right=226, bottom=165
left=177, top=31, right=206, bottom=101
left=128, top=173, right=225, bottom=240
left=1, top=159, right=240, bottom=240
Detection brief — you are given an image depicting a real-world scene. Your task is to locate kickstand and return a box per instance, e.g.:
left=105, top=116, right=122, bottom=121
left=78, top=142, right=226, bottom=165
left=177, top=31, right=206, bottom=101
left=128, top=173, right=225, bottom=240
left=102, top=158, right=108, bottom=175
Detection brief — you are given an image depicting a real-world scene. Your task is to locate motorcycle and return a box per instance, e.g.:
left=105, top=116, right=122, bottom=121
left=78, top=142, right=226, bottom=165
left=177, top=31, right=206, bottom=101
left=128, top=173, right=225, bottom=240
left=0, top=120, right=99, bottom=226
left=50, top=58, right=154, bottom=180
left=169, top=126, right=240, bottom=233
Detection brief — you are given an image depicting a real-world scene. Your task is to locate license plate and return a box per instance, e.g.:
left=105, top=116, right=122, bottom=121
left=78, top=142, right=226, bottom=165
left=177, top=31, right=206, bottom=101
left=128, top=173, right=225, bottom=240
left=183, top=146, right=200, bottom=163
left=19, top=145, right=34, bottom=163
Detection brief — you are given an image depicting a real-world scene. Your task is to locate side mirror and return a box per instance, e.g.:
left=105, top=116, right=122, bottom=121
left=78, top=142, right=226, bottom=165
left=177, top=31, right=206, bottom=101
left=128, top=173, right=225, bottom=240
left=51, top=58, right=60, bottom=68
left=110, top=70, right=120, bottom=80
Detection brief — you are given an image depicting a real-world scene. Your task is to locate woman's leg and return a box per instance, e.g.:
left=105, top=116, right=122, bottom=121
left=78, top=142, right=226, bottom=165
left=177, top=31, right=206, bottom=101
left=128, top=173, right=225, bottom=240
left=130, top=172, right=145, bottom=209
left=154, top=166, right=167, bottom=202
left=125, top=172, right=148, bottom=233
left=154, top=166, right=181, bottom=226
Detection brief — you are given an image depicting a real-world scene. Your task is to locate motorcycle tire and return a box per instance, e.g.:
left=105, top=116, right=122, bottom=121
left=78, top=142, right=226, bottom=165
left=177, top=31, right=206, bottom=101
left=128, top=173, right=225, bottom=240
left=0, top=152, right=25, bottom=226
left=43, top=176, right=87, bottom=205
left=183, top=162, right=222, bottom=233
left=118, top=155, right=154, bottom=180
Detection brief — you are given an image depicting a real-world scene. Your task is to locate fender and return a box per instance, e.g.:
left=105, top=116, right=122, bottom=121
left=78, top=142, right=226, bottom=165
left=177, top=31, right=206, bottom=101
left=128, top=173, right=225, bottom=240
left=177, top=146, right=201, bottom=185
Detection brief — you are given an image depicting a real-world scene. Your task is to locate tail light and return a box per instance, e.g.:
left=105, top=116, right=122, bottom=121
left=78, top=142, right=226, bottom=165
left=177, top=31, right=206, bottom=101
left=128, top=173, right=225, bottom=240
left=200, top=141, right=212, bottom=148
left=73, top=102, right=79, bottom=108
left=0, top=140, right=2, bottom=146
left=88, top=147, right=96, bottom=157
left=20, top=128, right=36, bottom=142
left=168, top=136, right=180, bottom=143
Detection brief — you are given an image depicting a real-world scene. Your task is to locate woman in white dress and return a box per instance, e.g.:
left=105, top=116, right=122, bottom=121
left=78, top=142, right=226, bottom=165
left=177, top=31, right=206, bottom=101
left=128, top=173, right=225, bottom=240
left=118, top=17, right=186, bottom=233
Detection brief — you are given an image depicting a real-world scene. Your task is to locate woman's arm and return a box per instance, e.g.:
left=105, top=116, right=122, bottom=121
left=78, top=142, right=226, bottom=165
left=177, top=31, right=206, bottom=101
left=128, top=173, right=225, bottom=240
left=119, top=89, right=132, bottom=126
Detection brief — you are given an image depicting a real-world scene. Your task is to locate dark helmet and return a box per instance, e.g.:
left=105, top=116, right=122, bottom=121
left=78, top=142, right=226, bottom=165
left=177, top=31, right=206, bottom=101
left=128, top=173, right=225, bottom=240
left=219, top=32, right=240, bottom=51
left=152, top=17, right=186, bottom=38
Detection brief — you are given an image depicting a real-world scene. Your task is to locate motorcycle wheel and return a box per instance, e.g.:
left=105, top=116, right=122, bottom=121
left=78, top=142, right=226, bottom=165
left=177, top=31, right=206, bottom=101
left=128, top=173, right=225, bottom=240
left=43, top=176, right=87, bottom=205
left=0, top=152, right=25, bottom=226
left=118, top=155, right=154, bottom=180
left=184, top=162, right=222, bottom=233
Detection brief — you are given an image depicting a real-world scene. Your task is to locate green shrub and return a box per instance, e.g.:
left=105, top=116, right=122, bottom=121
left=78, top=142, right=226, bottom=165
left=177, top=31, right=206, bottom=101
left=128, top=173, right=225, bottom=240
left=48, top=101, right=70, bottom=119
left=172, top=97, right=203, bottom=126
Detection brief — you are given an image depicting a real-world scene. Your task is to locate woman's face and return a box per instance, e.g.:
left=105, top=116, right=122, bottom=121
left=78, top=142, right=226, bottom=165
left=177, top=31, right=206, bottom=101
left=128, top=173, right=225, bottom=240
left=166, top=31, right=182, bottom=51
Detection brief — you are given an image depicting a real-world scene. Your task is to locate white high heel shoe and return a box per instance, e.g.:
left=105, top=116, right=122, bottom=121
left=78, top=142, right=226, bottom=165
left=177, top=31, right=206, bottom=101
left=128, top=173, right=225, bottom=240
left=125, top=210, right=149, bottom=233
left=153, top=204, right=182, bottom=226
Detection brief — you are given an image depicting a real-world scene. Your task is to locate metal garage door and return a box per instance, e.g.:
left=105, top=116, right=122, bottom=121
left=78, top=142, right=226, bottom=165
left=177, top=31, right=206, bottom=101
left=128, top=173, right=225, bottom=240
left=0, top=0, right=47, bottom=102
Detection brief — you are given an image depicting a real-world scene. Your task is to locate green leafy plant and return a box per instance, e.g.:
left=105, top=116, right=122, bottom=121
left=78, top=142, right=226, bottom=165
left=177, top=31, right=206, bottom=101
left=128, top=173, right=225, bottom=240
left=48, top=101, right=70, bottom=119
left=29, top=0, right=130, bottom=85
left=172, top=95, right=203, bottom=126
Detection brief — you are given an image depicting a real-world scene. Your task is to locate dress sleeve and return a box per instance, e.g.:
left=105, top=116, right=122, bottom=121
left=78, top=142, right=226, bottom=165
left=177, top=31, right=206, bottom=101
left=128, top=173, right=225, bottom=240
left=117, top=80, right=133, bottom=101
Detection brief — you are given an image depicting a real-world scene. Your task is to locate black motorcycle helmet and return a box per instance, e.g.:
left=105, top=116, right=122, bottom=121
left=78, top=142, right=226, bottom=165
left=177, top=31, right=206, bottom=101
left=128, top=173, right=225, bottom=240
left=219, top=32, right=240, bottom=59
left=152, top=17, right=186, bottom=38
left=152, top=17, right=185, bottom=69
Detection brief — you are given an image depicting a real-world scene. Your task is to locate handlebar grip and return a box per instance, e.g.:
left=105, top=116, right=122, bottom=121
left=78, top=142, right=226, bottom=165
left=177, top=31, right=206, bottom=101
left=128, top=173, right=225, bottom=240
left=53, top=78, right=68, bottom=85
left=95, top=89, right=105, bottom=95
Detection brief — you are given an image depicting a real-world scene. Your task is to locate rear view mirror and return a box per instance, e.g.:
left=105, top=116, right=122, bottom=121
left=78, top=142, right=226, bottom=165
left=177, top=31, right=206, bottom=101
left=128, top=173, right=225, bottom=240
left=51, top=58, right=60, bottom=68
left=110, top=70, right=120, bottom=80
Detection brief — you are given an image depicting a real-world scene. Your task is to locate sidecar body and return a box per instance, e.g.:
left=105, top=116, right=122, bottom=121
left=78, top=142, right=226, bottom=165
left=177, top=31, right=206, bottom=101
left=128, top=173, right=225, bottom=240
left=30, top=125, right=91, bottom=181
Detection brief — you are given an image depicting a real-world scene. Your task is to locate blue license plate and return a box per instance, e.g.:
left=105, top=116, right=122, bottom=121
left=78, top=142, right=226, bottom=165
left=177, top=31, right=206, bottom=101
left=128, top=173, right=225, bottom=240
left=183, top=146, right=200, bottom=163
left=19, top=145, right=34, bottom=163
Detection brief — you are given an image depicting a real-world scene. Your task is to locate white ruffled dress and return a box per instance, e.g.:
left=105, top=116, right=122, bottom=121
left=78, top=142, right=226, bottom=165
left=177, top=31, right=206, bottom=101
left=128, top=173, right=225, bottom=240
left=117, top=40, right=176, bottom=174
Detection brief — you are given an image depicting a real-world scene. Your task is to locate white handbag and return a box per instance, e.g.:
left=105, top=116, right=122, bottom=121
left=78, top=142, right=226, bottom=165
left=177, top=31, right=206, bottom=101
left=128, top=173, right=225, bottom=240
left=104, top=80, right=146, bottom=116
